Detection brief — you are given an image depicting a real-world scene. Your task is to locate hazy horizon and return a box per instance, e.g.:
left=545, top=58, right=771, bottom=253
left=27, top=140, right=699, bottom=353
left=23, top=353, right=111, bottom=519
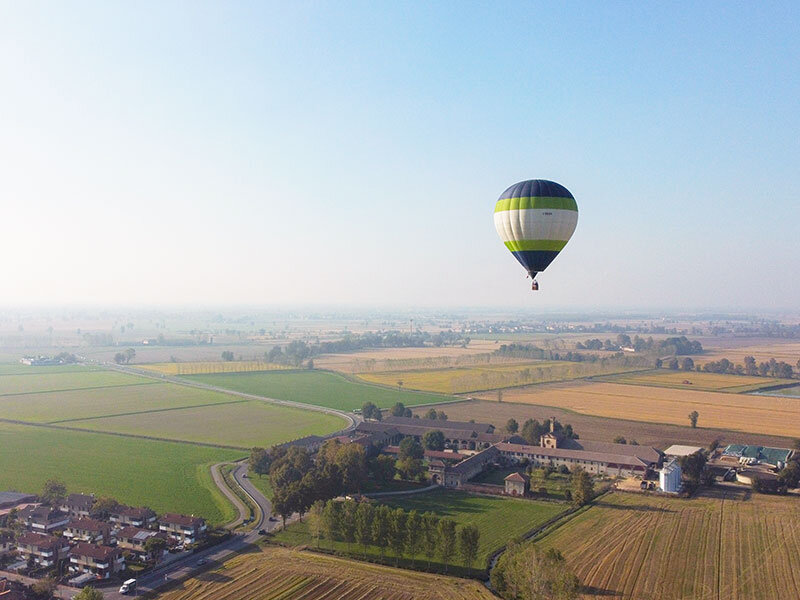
left=3, top=3, right=798, bottom=310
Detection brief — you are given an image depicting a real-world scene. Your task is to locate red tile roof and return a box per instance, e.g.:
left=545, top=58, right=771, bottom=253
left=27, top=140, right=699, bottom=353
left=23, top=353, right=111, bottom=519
left=17, top=532, right=68, bottom=550
left=70, top=542, right=120, bottom=561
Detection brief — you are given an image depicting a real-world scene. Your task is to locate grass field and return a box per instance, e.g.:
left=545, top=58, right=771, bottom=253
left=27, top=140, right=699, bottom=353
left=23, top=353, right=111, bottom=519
left=598, top=369, right=793, bottom=393
left=276, top=489, right=565, bottom=571
left=65, top=400, right=346, bottom=448
left=0, top=370, right=151, bottom=396
left=185, top=370, right=454, bottom=411
left=139, top=361, right=289, bottom=375
left=535, top=490, right=800, bottom=600
left=152, top=545, right=496, bottom=600
left=429, top=399, right=795, bottom=451
left=0, top=382, right=249, bottom=423
left=247, top=472, right=274, bottom=499
left=0, top=422, right=240, bottom=524
left=756, top=384, right=800, bottom=397
left=357, top=362, right=648, bottom=394
left=0, top=364, right=99, bottom=375
left=474, top=380, right=800, bottom=439
left=380, top=489, right=565, bottom=566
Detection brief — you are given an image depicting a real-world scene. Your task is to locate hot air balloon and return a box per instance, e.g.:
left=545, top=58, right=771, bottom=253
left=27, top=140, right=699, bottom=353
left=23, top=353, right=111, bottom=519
left=494, top=179, right=578, bottom=290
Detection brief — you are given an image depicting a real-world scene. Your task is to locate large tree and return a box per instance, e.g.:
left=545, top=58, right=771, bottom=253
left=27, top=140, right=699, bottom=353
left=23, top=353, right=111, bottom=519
left=249, top=447, right=271, bottom=477
left=361, top=401, right=382, bottom=421
left=421, top=511, right=439, bottom=567
left=491, top=543, right=580, bottom=600
left=437, top=518, right=457, bottom=572
left=371, top=505, right=391, bottom=557
left=458, top=524, right=480, bottom=570
left=391, top=402, right=407, bottom=417
left=354, top=502, right=374, bottom=556
left=422, top=430, right=445, bottom=451
left=41, top=479, right=66, bottom=506
left=688, top=411, right=699, bottom=428
left=388, top=508, right=408, bottom=565
left=405, top=510, right=422, bottom=566
left=570, top=469, right=594, bottom=507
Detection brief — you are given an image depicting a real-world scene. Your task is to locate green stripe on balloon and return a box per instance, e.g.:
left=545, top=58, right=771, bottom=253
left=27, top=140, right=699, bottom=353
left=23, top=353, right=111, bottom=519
left=494, top=196, right=578, bottom=213
left=503, top=239, right=568, bottom=252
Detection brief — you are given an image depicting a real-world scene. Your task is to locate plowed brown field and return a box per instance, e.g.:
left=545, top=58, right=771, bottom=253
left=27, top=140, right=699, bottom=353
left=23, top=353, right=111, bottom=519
left=537, top=490, right=800, bottom=600
left=154, top=545, right=496, bottom=600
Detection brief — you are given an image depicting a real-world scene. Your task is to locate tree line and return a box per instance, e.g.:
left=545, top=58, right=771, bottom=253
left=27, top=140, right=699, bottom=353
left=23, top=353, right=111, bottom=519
left=308, top=498, right=481, bottom=571
left=695, top=356, right=797, bottom=379
left=360, top=401, right=448, bottom=423
left=491, top=542, right=580, bottom=600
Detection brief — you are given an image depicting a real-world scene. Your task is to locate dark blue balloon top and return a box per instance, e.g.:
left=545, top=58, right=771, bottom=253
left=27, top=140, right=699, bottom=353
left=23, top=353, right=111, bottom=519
left=498, top=179, right=574, bottom=200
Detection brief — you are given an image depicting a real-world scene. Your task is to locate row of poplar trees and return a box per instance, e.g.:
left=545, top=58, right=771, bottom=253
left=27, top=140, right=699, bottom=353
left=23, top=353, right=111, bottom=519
left=307, top=498, right=481, bottom=572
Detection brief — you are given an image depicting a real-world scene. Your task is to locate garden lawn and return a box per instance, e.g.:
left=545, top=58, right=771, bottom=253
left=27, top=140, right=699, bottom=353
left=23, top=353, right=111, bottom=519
left=186, top=370, right=454, bottom=411
left=66, top=400, right=346, bottom=448
left=0, top=422, right=241, bottom=524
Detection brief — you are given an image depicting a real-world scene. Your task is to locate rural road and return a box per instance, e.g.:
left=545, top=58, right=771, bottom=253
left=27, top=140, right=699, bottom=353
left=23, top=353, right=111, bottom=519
left=210, top=462, right=249, bottom=529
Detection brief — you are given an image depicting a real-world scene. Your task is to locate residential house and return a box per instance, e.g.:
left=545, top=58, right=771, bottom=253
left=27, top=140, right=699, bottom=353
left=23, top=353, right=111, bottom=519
left=64, top=518, right=111, bottom=544
left=504, top=472, right=530, bottom=496
left=109, top=505, right=157, bottom=528
left=16, top=532, right=70, bottom=567
left=62, top=494, right=94, bottom=518
left=158, top=514, right=206, bottom=544
left=0, top=532, right=14, bottom=556
left=0, top=492, right=36, bottom=511
left=19, top=506, right=70, bottom=533
left=116, top=526, right=169, bottom=559
left=69, top=543, right=125, bottom=579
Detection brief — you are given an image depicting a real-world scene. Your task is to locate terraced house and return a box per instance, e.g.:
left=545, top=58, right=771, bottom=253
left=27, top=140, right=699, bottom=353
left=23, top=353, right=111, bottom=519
left=69, top=542, right=125, bottom=579
left=109, top=505, right=157, bottom=528
left=19, top=506, right=69, bottom=533
left=158, top=513, right=206, bottom=544
left=116, top=526, right=169, bottom=559
left=64, top=517, right=111, bottom=544
left=61, top=493, right=94, bottom=518
left=16, top=532, right=69, bottom=567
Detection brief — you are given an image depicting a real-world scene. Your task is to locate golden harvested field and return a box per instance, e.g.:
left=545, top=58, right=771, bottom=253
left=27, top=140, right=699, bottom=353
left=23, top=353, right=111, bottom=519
left=536, top=490, right=800, bottom=600
left=423, top=400, right=794, bottom=450
left=474, top=380, right=800, bottom=438
left=314, top=340, right=500, bottom=373
left=154, top=545, right=496, bottom=600
left=694, top=339, right=800, bottom=364
left=138, top=361, right=289, bottom=375
left=358, top=362, right=646, bottom=394
left=600, top=369, right=792, bottom=393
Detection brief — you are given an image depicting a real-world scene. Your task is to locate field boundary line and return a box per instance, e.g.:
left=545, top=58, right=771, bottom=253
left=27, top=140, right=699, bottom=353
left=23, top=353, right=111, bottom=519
left=47, top=398, right=250, bottom=424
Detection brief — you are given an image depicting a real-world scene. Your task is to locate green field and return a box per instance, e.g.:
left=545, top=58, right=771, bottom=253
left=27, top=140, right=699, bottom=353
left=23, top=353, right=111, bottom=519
left=186, top=370, right=455, bottom=411
left=275, top=489, right=565, bottom=570
left=597, top=369, right=793, bottom=393
left=0, top=370, right=150, bottom=396
left=0, top=382, right=246, bottom=423
left=0, top=422, right=241, bottom=524
left=247, top=471, right=274, bottom=499
left=0, top=364, right=99, bottom=376
left=66, top=400, right=346, bottom=449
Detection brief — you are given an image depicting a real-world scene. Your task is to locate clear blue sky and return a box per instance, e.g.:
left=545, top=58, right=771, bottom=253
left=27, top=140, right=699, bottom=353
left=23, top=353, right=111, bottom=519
left=2, top=2, right=798, bottom=310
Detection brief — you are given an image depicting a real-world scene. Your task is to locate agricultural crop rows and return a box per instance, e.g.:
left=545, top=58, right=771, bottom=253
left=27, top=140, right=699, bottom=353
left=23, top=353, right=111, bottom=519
left=158, top=547, right=495, bottom=600
left=536, top=491, right=800, bottom=600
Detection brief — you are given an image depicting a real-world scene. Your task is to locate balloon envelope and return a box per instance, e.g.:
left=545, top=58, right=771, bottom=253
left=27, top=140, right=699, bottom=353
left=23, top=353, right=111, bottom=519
left=494, top=179, right=578, bottom=278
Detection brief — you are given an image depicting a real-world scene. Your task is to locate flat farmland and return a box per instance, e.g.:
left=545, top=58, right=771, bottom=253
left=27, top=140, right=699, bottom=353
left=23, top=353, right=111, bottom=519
left=536, top=490, right=800, bottom=600
left=65, top=400, right=346, bottom=448
left=428, top=399, right=794, bottom=450
left=153, top=545, right=495, bottom=600
left=358, top=362, right=646, bottom=395
left=0, top=369, right=149, bottom=396
left=474, top=380, right=800, bottom=438
left=139, top=361, right=289, bottom=375
left=598, top=369, right=792, bottom=393
left=0, top=382, right=244, bottom=423
left=313, top=340, right=499, bottom=374
left=0, top=422, right=240, bottom=524
left=0, top=364, right=99, bottom=375
left=186, top=370, right=454, bottom=411
left=694, top=338, right=800, bottom=364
